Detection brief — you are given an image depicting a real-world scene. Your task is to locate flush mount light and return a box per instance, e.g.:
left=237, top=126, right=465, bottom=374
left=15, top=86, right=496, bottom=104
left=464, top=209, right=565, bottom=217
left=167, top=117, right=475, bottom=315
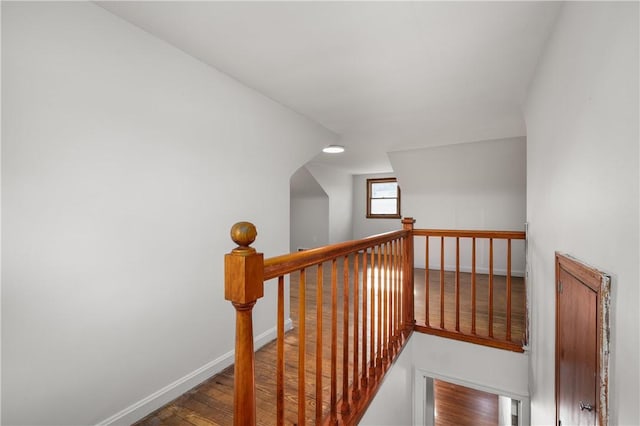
left=322, top=145, right=345, bottom=154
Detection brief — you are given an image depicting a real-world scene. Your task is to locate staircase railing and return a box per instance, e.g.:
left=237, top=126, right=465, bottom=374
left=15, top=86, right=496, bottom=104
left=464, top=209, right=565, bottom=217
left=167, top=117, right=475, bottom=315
left=224, top=218, right=415, bottom=425
left=224, top=218, right=525, bottom=425
left=412, top=229, right=526, bottom=352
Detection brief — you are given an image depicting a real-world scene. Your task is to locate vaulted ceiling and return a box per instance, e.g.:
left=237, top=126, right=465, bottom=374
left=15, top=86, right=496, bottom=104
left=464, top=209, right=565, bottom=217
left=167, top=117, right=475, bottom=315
left=99, top=1, right=561, bottom=174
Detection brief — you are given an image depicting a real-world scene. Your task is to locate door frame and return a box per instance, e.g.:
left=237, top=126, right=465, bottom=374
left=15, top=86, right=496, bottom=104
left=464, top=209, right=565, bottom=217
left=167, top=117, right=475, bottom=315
left=555, top=252, right=611, bottom=426
left=414, top=369, right=531, bottom=426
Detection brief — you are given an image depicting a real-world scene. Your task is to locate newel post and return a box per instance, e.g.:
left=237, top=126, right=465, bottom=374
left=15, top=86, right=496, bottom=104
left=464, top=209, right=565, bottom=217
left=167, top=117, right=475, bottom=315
left=224, top=222, right=264, bottom=426
left=402, top=217, right=416, bottom=333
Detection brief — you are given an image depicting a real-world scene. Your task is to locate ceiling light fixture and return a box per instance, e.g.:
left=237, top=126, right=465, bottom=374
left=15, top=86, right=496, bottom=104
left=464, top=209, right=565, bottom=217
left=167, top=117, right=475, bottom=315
left=322, top=145, right=345, bottom=154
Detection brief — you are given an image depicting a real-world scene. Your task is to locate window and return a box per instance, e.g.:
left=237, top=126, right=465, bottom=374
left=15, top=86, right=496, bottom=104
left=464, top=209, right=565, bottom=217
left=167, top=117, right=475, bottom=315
left=366, top=177, right=401, bottom=218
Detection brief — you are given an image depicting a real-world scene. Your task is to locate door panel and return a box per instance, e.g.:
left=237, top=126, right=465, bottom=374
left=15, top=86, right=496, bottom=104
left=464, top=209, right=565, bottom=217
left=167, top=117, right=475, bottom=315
left=555, top=253, right=610, bottom=426
left=557, top=269, right=597, bottom=425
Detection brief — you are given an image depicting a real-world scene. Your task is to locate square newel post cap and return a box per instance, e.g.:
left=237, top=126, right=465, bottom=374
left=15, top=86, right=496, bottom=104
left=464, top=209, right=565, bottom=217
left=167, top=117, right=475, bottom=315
left=402, top=217, right=416, bottom=228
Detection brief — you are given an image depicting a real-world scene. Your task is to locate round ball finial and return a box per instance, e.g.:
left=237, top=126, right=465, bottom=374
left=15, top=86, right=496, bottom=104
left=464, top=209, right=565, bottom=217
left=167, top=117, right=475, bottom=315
left=230, top=221, right=257, bottom=252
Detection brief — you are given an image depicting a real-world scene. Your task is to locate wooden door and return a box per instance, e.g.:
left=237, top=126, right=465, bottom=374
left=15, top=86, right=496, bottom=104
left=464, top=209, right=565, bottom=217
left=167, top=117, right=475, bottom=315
left=555, top=253, right=610, bottom=426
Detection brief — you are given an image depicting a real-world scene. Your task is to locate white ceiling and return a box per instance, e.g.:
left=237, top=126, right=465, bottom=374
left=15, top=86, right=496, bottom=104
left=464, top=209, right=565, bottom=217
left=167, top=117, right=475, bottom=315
left=99, top=1, right=561, bottom=175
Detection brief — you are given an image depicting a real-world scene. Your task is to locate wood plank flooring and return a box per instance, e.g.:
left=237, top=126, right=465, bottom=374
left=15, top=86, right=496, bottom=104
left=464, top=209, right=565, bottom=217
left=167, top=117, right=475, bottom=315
left=135, top=266, right=524, bottom=426
left=414, top=269, right=526, bottom=344
left=434, top=380, right=498, bottom=426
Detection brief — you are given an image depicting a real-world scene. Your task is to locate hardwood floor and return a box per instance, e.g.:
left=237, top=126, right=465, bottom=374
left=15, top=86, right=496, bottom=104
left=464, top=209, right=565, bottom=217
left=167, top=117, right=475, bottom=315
left=414, top=269, right=526, bottom=344
left=135, top=266, right=524, bottom=426
left=434, top=380, right=498, bottom=426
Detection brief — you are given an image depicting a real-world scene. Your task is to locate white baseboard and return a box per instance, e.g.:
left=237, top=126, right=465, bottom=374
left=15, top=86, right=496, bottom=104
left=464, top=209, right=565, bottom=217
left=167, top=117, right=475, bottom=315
left=97, top=318, right=293, bottom=426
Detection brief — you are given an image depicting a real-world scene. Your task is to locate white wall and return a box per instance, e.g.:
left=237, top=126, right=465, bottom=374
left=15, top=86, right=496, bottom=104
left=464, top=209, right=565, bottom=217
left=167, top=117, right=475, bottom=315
left=360, top=333, right=529, bottom=426
left=306, top=163, right=353, bottom=244
left=352, top=173, right=403, bottom=240
left=359, top=338, right=414, bottom=426
left=412, top=333, right=529, bottom=399
left=389, top=138, right=526, bottom=273
left=524, top=2, right=639, bottom=425
left=1, top=3, right=336, bottom=425
left=290, top=196, right=329, bottom=251
left=290, top=166, right=329, bottom=251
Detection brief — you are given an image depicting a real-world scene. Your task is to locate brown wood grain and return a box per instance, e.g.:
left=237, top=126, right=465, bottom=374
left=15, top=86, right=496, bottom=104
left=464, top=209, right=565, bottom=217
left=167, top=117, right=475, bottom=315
left=276, top=276, right=284, bottom=425
left=555, top=252, right=610, bottom=426
left=341, top=256, right=350, bottom=415
left=434, top=379, right=498, bottom=426
left=330, top=259, right=338, bottom=421
left=489, top=238, right=494, bottom=338
left=352, top=253, right=360, bottom=401
left=263, top=231, right=408, bottom=280
left=298, top=269, right=306, bottom=426
left=368, top=249, right=375, bottom=379
left=506, top=239, right=512, bottom=342
left=425, top=236, right=430, bottom=327
left=471, top=237, right=477, bottom=334
left=440, top=237, right=445, bottom=329
left=224, top=242, right=264, bottom=426
left=315, top=265, right=323, bottom=424
left=455, top=237, right=460, bottom=332
left=413, top=229, right=525, bottom=239
left=402, top=218, right=415, bottom=329
left=414, top=267, right=526, bottom=352
left=360, top=251, right=368, bottom=388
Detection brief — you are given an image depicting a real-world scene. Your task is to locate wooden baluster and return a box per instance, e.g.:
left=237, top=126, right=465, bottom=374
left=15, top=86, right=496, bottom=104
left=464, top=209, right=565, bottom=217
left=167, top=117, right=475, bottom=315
left=506, top=239, right=512, bottom=342
left=402, top=218, right=416, bottom=335
left=471, top=237, right=477, bottom=335
left=369, top=248, right=376, bottom=378
left=361, top=249, right=369, bottom=388
left=455, top=237, right=460, bottom=332
left=277, top=276, right=285, bottom=425
left=397, top=237, right=404, bottom=334
left=315, top=264, right=323, bottom=424
left=400, top=236, right=406, bottom=335
left=440, top=236, right=445, bottom=329
left=386, top=242, right=391, bottom=357
left=397, top=240, right=401, bottom=345
left=392, top=240, right=398, bottom=350
left=352, top=252, right=360, bottom=401
left=489, top=238, right=494, bottom=338
left=382, top=243, right=391, bottom=361
left=376, top=244, right=382, bottom=370
left=387, top=241, right=392, bottom=354
left=397, top=240, right=402, bottom=342
left=388, top=241, right=395, bottom=355
left=224, top=222, right=263, bottom=426
left=425, top=236, right=430, bottom=327
left=397, top=239, right=403, bottom=342
left=396, top=239, right=402, bottom=345
left=341, top=256, right=350, bottom=414
left=298, top=269, right=306, bottom=426
left=330, top=258, right=338, bottom=421
left=382, top=242, right=388, bottom=361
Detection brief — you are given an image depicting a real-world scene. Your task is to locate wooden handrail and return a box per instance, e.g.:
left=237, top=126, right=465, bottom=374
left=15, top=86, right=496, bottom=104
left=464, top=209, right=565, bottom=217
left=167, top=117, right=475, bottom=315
left=413, top=229, right=525, bottom=239
left=263, top=229, right=408, bottom=280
